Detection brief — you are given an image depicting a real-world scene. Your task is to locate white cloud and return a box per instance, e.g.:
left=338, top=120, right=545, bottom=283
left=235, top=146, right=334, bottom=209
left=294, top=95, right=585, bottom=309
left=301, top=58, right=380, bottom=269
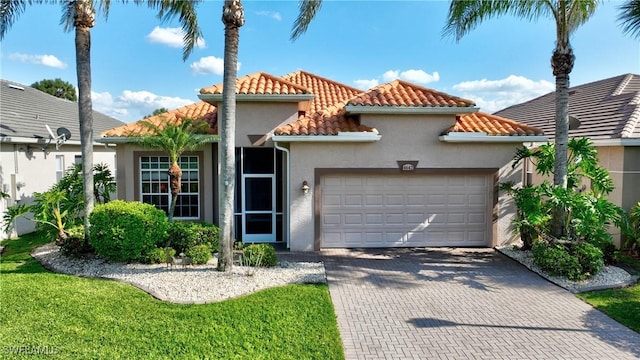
left=190, top=56, right=241, bottom=75
left=255, top=11, right=282, bottom=21
left=381, top=69, right=439, bottom=84
left=452, top=75, right=554, bottom=113
left=8, top=53, right=67, bottom=69
left=92, top=89, right=194, bottom=123
left=354, top=79, right=379, bottom=90
left=146, top=26, right=205, bottom=49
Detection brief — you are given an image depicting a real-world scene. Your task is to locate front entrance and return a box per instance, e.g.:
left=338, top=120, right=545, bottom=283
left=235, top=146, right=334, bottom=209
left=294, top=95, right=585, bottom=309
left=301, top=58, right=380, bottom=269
left=234, top=148, right=283, bottom=243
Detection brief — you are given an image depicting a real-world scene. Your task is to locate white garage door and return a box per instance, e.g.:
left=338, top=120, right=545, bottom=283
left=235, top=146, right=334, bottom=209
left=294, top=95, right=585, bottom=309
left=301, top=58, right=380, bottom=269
left=320, top=174, right=491, bottom=248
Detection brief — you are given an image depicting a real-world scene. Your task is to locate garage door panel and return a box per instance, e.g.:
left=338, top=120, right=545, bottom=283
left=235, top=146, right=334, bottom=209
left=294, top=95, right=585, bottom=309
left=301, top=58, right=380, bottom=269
left=320, top=174, right=491, bottom=248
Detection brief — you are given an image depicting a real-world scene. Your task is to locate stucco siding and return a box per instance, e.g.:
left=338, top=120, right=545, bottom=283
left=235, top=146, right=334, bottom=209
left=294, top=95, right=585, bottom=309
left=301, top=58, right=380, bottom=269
left=0, top=143, right=117, bottom=238
left=286, top=114, right=524, bottom=251
left=623, top=147, right=640, bottom=212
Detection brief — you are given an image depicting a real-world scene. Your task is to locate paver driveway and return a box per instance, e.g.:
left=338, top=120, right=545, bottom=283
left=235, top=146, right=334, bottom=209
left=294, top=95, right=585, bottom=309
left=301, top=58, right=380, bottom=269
left=321, top=248, right=640, bottom=360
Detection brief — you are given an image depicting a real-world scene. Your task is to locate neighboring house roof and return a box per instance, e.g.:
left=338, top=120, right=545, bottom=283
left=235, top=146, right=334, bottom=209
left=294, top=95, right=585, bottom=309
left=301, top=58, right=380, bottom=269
left=494, top=73, right=640, bottom=140
left=100, top=70, right=542, bottom=142
left=1, top=79, right=125, bottom=142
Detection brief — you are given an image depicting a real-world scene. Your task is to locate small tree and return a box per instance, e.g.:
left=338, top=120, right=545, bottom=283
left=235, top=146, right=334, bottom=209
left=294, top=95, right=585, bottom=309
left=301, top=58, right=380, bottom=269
left=144, top=107, right=169, bottom=119
left=131, top=118, right=215, bottom=221
left=31, top=78, right=78, bottom=102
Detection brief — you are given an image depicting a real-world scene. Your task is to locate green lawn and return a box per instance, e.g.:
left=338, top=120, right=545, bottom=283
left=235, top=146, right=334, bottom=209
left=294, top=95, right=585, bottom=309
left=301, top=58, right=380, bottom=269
left=577, top=254, right=640, bottom=333
left=0, top=233, right=344, bottom=359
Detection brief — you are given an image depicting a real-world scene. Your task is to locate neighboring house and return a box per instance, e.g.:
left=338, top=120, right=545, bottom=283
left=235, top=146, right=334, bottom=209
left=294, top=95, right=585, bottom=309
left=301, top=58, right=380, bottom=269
left=99, top=71, right=545, bottom=251
left=0, top=79, right=125, bottom=238
left=495, top=73, right=640, bottom=244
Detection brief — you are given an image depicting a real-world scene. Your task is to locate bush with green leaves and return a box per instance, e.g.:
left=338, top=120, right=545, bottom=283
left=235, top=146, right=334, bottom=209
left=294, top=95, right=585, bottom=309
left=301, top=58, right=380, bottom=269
left=166, top=221, right=219, bottom=253
left=186, top=244, right=212, bottom=265
left=56, top=225, right=92, bottom=257
left=146, top=247, right=176, bottom=264
left=532, top=241, right=604, bottom=281
left=89, top=201, right=168, bottom=262
left=623, top=201, right=640, bottom=252
left=242, top=243, right=277, bottom=267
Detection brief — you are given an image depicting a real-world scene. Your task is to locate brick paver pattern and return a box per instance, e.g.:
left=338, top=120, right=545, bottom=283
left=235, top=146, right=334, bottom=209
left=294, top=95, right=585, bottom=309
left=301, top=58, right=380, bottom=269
left=321, top=248, right=640, bottom=360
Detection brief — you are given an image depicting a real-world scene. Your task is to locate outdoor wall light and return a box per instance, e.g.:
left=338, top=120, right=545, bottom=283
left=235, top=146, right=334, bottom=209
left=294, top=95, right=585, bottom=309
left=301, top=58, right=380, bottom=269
left=301, top=180, right=310, bottom=194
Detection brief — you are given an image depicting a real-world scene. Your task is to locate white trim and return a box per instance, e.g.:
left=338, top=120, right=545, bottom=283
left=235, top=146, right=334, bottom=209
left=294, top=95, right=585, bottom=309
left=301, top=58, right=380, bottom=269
left=273, top=142, right=290, bottom=249
left=590, top=138, right=640, bottom=147
left=439, top=133, right=549, bottom=143
left=198, top=93, right=314, bottom=103
left=272, top=131, right=381, bottom=142
left=95, top=136, right=218, bottom=144
left=345, top=105, right=479, bottom=114
left=2, top=136, right=114, bottom=147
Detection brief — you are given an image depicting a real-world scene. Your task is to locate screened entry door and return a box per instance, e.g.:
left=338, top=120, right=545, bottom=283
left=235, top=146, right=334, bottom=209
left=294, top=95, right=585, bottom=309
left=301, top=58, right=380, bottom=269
left=238, top=148, right=277, bottom=243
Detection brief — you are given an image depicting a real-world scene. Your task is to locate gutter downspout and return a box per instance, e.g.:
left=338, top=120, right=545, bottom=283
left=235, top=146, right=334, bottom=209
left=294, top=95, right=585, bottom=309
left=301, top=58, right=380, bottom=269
left=273, top=141, right=290, bottom=249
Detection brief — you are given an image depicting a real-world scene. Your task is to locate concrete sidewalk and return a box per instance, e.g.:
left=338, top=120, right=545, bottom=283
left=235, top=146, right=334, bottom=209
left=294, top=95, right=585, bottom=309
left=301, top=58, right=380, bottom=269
left=321, top=248, right=640, bottom=360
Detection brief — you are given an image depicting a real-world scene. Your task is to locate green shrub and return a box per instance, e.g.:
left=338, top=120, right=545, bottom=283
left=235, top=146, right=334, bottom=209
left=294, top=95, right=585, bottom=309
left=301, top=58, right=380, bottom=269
left=89, top=200, right=168, bottom=262
left=166, top=221, right=219, bottom=253
left=56, top=225, right=92, bottom=257
left=532, top=241, right=582, bottom=281
left=146, top=247, right=176, bottom=264
left=186, top=244, right=212, bottom=265
left=242, top=244, right=277, bottom=267
left=573, top=242, right=604, bottom=277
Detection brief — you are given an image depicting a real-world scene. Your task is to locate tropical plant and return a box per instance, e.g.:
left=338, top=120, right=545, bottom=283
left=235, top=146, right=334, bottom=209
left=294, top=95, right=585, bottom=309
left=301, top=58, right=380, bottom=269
left=499, top=182, right=550, bottom=250
left=2, top=203, right=30, bottom=236
left=618, top=0, right=640, bottom=38
left=31, top=189, right=69, bottom=241
left=443, top=0, right=600, bottom=239
left=131, top=118, right=214, bottom=221
left=624, top=201, right=640, bottom=253
left=1, top=0, right=202, bottom=243
left=31, top=78, right=77, bottom=101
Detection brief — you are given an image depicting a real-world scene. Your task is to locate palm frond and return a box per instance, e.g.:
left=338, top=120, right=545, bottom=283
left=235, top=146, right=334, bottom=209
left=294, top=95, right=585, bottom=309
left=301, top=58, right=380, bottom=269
left=291, top=0, right=322, bottom=41
left=1, top=0, right=28, bottom=39
left=148, top=0, right=203, bottom=61
left=443, top=0, right=514, bottom=41
left=618, top=0, right=640, bottom=38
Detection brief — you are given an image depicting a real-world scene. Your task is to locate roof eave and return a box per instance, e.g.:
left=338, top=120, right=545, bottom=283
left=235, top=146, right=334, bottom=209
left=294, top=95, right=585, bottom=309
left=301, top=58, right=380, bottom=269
left=272, top=132, right=381, bottom=142
left=2, top=136, right=114, bottom=147
left=198, top=93, right=314, bottom=103
left=439, top=133, right=549, bottom=143
left=96, top=136, right=219, bottom=144
left=344, top=105, right=479, bottom=114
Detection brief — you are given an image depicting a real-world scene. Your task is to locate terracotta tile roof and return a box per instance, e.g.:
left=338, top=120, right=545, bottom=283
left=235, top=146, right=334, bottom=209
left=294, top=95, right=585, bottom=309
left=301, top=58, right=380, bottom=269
left=495, top=73, right=640, bottom=140
left=347, top=80, right=476, bottom=108
left=281, top=70, right=362, bottom=114
left=274, top=109, right=376, bottom=136
left=101, top=101, right=217, bottom=137
left=199, top=72, right=311, bottom=95
left=442, top=112, right=544, bottom=136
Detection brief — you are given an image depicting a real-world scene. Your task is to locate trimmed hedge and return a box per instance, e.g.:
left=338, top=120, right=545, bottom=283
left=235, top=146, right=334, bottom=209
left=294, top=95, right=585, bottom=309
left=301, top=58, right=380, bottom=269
left=242, top=244, right=277, bottom=267
left=532, top=241, right=604, bottom=281
left=166, top=221, right=219, bottom=253
left=186, top=244, right=212, bottom=265
left=90, top=200, right=168, bottom=262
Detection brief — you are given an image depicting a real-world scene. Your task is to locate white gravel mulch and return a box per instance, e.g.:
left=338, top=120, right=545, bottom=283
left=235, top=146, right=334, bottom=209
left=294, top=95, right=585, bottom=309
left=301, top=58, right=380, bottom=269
left=497, top=246, right=638, bottom=293
left=31, top=243, right=326, bottom=304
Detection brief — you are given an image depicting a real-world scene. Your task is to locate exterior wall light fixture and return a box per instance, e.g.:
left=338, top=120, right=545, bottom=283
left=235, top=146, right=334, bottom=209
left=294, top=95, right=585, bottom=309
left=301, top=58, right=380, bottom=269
left=301, top=180, right=310, bottom=194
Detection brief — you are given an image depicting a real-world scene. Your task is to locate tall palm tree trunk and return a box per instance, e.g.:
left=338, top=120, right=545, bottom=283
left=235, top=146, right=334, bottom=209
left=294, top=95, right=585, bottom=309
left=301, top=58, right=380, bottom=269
left=218, top=0, right=244, bottom=271
left=550, top=42, right=575, bottom=238
left=74, top=0, right=95, bottom=244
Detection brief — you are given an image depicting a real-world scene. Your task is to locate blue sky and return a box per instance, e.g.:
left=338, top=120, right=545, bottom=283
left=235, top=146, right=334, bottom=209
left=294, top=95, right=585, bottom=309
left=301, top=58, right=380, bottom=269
left=2, top=0, right=638, bottom=123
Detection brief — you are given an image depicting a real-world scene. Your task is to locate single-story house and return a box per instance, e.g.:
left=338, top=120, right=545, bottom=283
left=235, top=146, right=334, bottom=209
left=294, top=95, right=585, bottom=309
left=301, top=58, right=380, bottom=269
left=495, top=73, right=640, bottom=245
left=0, top=79, right=125, bottom=238
left=99, top=71, right=546, bottom=251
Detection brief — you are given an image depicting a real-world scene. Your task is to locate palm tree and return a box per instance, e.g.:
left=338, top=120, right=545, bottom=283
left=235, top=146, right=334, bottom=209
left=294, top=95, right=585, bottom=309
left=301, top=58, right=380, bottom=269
left=443, top=0, right=599, bottom=238
left=133, top=118, right=215, bottom=221
left=1, top=0, right=202, bottom=243
left=217, top=0, right=244, bottom=271
left=619, top=0, right=640, bottom=38
left=291, top=0, right=323, bottom=41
